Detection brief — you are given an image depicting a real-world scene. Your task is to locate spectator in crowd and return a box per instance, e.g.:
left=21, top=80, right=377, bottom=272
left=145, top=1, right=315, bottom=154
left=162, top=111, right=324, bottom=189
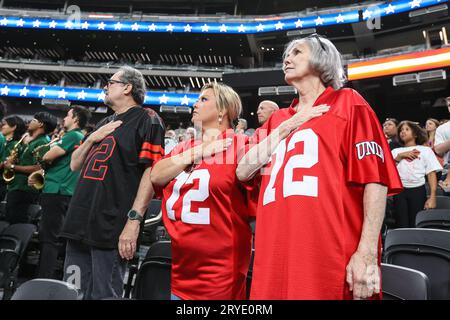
left=0, top=116, right=26, bottom=202
left=426, top=118, right=440, bottom=148
left=151, top=82, right=255, bottom=300
left=434, top=97, right=450, bottom=192
left=383, top=118, right=401, bottom=150
left=164, top=129, right=178, bottom=154
left=29, top=106, right=91, bottom=279
left=256, top=100, right=279, bottom=126
left=392, top=121, right=442, bottom=228
left=0, top=100, right=8, bottom=200
left=3, top=112, right=57, bottom=224
left=235, top=118, right=247, bottom=134
left=184, top=127, right=196, bottom=140
left=82, top=123, right=95, bottom=136
left=60, top=66, right=165, bottom=299
left=236, top=33, right=402, bottom=300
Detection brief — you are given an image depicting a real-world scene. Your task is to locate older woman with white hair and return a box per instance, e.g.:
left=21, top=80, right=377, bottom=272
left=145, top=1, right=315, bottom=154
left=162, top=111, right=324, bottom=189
left=151, top=82, right=256, bottom=300
left=236, top=34, right=403, bottom=300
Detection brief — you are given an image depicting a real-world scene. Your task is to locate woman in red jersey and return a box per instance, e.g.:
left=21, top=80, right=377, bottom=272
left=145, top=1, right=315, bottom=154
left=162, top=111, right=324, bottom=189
left=236, top=34, right=403, bottom=300
left=150, top=82, right=255, bottom=300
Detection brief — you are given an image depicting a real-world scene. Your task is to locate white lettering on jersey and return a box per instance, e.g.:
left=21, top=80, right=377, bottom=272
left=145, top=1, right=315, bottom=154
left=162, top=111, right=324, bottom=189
left=355, top=141, right=384, bottom=163
left=166, top=169, right=211, bottom=225
left=263, top=128, right=319, bottom=206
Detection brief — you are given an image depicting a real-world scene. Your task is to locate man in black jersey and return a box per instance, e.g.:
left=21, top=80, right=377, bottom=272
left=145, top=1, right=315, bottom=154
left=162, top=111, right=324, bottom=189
left=61, top=66, right=165, bottom=299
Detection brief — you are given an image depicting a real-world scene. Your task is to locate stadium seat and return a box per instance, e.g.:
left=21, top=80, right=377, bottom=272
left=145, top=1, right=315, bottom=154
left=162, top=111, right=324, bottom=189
left=11, top=279, right=80, bottom=300
left=27, top=204, right=42, bottom=225
left=145, top=240, right=171, bottom=260
left=0, top=223, right=36, bottom=300
left=0, top=201, right=6, bottom=221
left=384, top=228, right=450, bottom=300
left=435, top=196, right=450, bottom=209
left=132, top=241, right=171, bottom=300
left=0, top=221, right=9, bottom=234
left=416, top=209, right=450, bottom=230
left=381, top=263, right=430, bottom=300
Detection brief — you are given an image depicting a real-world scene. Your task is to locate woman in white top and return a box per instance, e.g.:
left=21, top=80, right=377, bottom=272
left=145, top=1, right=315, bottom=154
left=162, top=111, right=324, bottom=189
left=392, top=120, right=442, bottom=228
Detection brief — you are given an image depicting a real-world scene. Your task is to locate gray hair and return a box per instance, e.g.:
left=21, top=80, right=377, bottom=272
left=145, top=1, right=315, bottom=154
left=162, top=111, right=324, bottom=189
left=238, top=118, right=247, bottom=130
left=118, top=66, right=146, bottom=105
left=283, top=35, right=346, bottom=90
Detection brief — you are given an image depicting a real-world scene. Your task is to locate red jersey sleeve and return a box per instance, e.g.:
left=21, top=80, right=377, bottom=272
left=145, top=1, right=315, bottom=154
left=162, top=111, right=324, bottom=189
left=343, top=93, right=403, bottom=196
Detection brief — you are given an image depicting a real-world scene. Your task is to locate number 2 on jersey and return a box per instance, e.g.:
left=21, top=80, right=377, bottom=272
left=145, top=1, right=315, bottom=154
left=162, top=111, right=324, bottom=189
left=166, top=169, right=211, bottom=225
left=263, top=128, right=318, bottom=205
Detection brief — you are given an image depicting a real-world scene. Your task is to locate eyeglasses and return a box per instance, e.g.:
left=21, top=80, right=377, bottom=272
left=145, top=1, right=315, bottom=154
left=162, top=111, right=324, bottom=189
left=106, top=79, right=128, bottom=86
left=306, top=33, right=327, bottom=52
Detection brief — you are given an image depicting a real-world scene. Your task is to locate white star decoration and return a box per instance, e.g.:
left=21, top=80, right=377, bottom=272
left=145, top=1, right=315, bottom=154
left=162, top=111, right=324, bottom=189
left=256, top=24, right=264, bottom=32
left=81, top=21, right=89, bottom=29
left=219, top=24, right=228, bottom=32
left=17, top=19, right=25, bottom=27
left=58, top=89, right=67, bottom=99
left=385, top=4, right=396, bottom=14
left=201, top=24, right=209, bottom=32
left=238, top=24, right=246, bottom=33
left=184, top=24, right=192, bottom=32
left=180, top=95, right=189, bottom=105
left=363, top=9, right=372, bottom=20
left=294, top=19, right=303, bottom=28
left=159, top=94, right=169, bottom=104
left=77, top=90, right=87, bottom=100
left=65, top=20, right=74, bottom=29
left=32, top=20, right=41, bottom=28
left=131, top=23, right=140, bottom=31
left=19, top=87, right=29, bottom=97
left=98, top=22, right=106, bottom=30
left=315, top=16, right=324, bottom=25
left=49, top=20, right=57, bottom=28
left=97, top=91, right=106, bottom=101
left=336, top=14, right=345, bottom=23
left=38, top=87, right=47, bottom=97
left=275, top=21, right=284, bottom=30
left=166, top=24, right=174, bottom=32
left=0, top=18, right=8, bottom=26
left=410, top=0, right=422, bottom=9
left=148, top=23, right=156, bottom=31
left=0, top=86, right=10, bottom=96
left=114, top=22, right=122, bottom=30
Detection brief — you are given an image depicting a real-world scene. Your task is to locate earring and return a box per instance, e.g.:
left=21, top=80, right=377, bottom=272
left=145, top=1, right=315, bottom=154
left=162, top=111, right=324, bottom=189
left=218, top=114, right=223, bottom=124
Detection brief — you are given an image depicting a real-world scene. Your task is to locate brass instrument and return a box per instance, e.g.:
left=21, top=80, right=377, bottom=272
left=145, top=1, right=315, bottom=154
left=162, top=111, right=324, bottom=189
left=29, top=136, right=61, bottom=190
left=2, top=134, right=28, bottom=183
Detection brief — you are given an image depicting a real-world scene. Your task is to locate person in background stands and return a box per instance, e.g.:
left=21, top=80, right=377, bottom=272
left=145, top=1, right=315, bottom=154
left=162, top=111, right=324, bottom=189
left=256, top=100, right=279, bottom=126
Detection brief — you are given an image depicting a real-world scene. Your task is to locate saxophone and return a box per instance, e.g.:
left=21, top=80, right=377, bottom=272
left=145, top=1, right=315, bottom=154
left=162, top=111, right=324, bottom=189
left=3, top=134, right=28, bottom=183
left=29, top=135, right=62, bottom=190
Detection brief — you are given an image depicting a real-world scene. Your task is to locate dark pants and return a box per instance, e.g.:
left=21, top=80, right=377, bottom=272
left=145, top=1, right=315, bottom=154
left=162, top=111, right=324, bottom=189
left=63, top=240, right=126, bottom=300
left=5, top=190, right=39, bottom=224
left=394, top=185, right=427, bottom=228
left=37, top=193, right=71, bottom=279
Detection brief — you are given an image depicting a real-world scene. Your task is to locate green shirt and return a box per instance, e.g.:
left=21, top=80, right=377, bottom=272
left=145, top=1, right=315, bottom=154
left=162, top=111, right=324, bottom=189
left=8, top=134, right=50, bottom=193
left=0, top=133, right=5, bottom=160
left=44, top=129, right=84, bottom=196
left=0, top=138, right=18, bottom=163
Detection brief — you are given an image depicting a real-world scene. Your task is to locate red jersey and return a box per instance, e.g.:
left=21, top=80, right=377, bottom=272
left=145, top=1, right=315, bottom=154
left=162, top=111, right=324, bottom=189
left=249, top=87, right=403, bottom=300
left=161, top=130, right=255, bottom=300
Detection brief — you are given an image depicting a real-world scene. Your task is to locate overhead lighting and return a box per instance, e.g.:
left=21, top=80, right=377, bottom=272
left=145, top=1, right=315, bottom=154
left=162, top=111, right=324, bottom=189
left=348, top=47, right=450, bottom=81
left=88, top=14, right=115, bottom=19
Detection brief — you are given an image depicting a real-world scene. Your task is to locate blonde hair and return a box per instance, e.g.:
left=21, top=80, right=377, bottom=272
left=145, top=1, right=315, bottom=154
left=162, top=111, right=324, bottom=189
left=201, top=82, right=242, bottom=128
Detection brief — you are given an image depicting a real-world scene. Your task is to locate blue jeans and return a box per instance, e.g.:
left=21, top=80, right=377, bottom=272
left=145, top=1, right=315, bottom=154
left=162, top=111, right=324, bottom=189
left=171, top=293, right=182, bottom=300
left=63, top=240, right=126, bottom=300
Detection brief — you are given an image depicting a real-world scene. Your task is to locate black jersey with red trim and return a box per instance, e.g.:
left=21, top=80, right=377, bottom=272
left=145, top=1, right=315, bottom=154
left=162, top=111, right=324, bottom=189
left=61, top=106, right=165, bottom=249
